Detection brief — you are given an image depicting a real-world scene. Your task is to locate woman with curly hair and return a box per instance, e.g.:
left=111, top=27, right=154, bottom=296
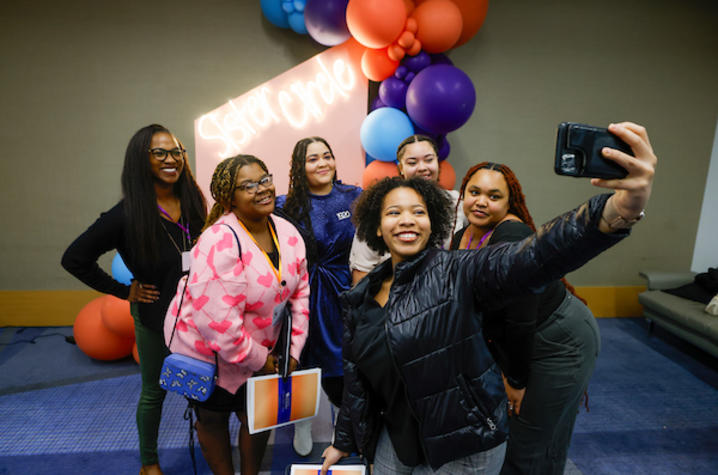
left=451, top=162, right=597, bottom=474
left=321, top=123, right=656, bottom=474
left=275, top=136, right=362, bottom=456
left=164, top=154, right=310, bottom=475
left=62, top=124, right=207, bottom=475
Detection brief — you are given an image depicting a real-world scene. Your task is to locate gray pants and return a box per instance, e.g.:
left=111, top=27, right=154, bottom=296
left=374, top=426, right=506, bottom=474
left=501, top=293, right=600, bottom=475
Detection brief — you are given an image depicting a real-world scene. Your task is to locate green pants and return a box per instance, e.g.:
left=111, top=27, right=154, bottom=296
left=131, top=304, right=169, bottom=465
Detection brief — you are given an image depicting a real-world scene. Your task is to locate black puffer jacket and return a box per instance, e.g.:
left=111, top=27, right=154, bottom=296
left=334, top=194, right=627, bottom=469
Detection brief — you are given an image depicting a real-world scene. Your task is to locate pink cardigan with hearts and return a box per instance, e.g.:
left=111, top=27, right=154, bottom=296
left=164, top=212, right=310, bottom=394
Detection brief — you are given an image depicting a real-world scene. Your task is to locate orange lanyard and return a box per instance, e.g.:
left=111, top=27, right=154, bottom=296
left=237, top=219, right=282, bottom=284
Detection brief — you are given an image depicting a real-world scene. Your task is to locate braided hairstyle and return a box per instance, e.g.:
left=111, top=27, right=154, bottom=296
left=456, top=162, right=587, bottom=304
left=282, top=137, right=338, bottom=262
left=204, top=154, right=269, bottom=231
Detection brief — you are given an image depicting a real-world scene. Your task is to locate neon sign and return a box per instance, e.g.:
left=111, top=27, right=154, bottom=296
left=198, top=56, right=357, bottom=158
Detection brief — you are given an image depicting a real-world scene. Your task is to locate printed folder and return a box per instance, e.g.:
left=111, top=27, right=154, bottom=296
left=289, top=464, right=365, bottom=475
left=246, top=368, right=321, bottom=434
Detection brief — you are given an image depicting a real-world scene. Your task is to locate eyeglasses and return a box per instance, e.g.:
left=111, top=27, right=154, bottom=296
left=148, top=148, right=186, bottom=161
left=235, top=174, right=273, bottom=194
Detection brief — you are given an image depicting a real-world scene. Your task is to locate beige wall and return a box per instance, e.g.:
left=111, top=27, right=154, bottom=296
left=1, top=0, right=716, bottom=291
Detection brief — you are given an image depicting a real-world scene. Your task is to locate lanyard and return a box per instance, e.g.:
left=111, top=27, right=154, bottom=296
left=466, top=229, right=493, bottom=249
left=158, top=204, right=191, bottom=242
left=236, top=218, right=282, bottom=284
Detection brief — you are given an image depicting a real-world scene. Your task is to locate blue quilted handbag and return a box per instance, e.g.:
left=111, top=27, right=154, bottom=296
left=159, top=353, right=217, bottom=402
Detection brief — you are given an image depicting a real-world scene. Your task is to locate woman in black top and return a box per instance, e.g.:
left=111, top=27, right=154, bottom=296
left=451, top=161, right=602, bottom=474
left=321, top=122, right=656, bottom=474
left=62, top=124, right=206, bottom=475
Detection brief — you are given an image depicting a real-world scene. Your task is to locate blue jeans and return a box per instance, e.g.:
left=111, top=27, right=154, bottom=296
left=373, top=426, right=506, bottom=474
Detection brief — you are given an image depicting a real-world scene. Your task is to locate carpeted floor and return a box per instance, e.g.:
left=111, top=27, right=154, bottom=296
left=1, top=318, right=716, bottom=474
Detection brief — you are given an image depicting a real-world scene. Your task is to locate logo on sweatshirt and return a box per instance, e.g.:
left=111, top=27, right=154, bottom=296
left=336, top=210, right=351, bottom=220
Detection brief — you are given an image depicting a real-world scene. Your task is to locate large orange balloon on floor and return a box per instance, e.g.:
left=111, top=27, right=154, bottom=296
left=412, top=0, right=463, bottom=53
left=362, top=160, right=400, bottom=188
left=438, top=160, right=456, bottom=190
left=74, top=297, right=134, bottom=361
left=361, top=48, right=399, bottom=82
left=452, top=0, right=489, bottom=47
left=346, top=0, right=407, bottom=49
left=101, top=295, right=135, bottom=339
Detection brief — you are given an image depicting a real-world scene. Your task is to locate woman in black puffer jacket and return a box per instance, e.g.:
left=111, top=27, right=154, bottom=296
left=321, top=122, right=656, bottom=474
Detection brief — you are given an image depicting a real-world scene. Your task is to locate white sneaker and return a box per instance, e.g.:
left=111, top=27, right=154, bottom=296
left=293, top=419, right=313, bottom=456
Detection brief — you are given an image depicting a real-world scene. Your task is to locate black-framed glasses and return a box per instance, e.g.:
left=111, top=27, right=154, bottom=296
left=148, top=148, right=186, bottom=161
left=235, top=174, right=273, bottom=194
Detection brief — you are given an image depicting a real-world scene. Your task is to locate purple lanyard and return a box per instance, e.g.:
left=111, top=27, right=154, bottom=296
left=158, top=205, right=191, bottom=242
left=466, top=230, right=493, bottom=249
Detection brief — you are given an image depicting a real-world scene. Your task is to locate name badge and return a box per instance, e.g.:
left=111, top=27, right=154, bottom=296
left=273, top=299, right=287, bottom=327
left=181, top=251, right=192, bottom=272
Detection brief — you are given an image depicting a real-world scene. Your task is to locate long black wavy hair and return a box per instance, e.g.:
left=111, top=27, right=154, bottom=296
left=281, top=136, right=339, bottom=263
left=120, top=124, right=206, bottom=265
left=353, top=177, right=453, bottom=255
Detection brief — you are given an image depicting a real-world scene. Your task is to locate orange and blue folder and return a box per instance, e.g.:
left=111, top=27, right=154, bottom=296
left=289, top=464, right=365, bottom=475
left=246, top=368, right=321, bottom=434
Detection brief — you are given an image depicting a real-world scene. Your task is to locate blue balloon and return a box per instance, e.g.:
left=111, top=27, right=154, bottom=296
left=111, top=253, right=134, bottom=286
left=288, top=11, right=308, bottom=34
left=261, top=0, right=290, bottom=28
left=305, top=0, right=350, bottom=46
left=360, top=108, right=415, bottom=162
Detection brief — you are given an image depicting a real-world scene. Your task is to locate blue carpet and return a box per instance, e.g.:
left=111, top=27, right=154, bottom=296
left=569, top=318, right=718, bottom=474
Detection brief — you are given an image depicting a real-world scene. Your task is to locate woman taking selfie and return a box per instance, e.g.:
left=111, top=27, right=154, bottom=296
left=62, top=124, right=207, bottom=475
left=451, top=161, right=597, bottom=474
left=164, top=154, right=309, bottom=475
left=275, top=137, right=362, bottom=455
left=322, top=122, right=656, bottom=474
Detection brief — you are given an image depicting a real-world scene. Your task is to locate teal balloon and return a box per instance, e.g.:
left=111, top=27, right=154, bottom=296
left=261, top=0, right=290, bottom=28
left=360, top=108, right=415, bottom=162
left=111, top=253, right=133, bottom=286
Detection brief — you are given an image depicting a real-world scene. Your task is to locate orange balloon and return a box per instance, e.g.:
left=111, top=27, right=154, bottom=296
left=74, top=297, right=134, bottom=361
left=361, top=48, right=400, bottom=82
left=347, top=0, right=407, bottom=49
left=403, top=0, right=415, bottom=15
left=362, top=160, right=400, bottom=189
left=438, top=160, right=456, bottom=190
left=387, top=44, right=406, bottom=62
left=132, top=342, right=140, bottom=365
left=452, top=0, right=489, bottom=47
left=101, top=295, right=135, bottom=339
left=412, top=0, right=463, bottom=53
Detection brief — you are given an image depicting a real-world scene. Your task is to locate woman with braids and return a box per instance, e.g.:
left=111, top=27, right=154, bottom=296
left=451, top=162, right=598, bottom=475
left=322, top=123, right=656, bottom=474
left=164, top=154, right=309, bottom=475
left=62, top=124, right=207, bottom=475
left=275, top=136, right=362, bottom=456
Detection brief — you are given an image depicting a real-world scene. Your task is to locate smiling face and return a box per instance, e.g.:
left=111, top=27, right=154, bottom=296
left=462, top=169, right=511, bottom=230
left=397, top=140, right=439, bottom=182
left=378, top=187, right=432, bottom=265
left=148, top=132, right=184, bottom=186
left=304, top=140, right=336, bottom=194
left=230, top=162, right=275, bottom=221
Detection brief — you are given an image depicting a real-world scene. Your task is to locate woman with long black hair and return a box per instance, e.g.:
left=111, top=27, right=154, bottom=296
left=62, top=124, right=206, bottom=475
left=275, top=136, right=362, bottom=455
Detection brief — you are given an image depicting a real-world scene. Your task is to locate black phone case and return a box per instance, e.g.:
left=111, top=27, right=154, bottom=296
left=555, top=122, right=631, bottom=179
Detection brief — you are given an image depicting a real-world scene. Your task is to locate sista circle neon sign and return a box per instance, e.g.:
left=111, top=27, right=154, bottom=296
left=197, top=56, right=357, bottom=158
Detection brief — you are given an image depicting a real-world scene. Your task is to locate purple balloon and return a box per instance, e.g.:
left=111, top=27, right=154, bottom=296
left=379, top=77, right=408, bottom=111
left=370, top=95, right=386, bottom=111
left=402, top=51, right=432, bottom=73
left=437, top=135, right=451, bottom=160
left=394, top=65, right=408, bottom=80
left=406, top=65, right=476, bottom=135
left=430, top=53, right=453, bottom=66
left=305, top=0, right=350, bottom=46
left=404, top=72, right=415, bottom=84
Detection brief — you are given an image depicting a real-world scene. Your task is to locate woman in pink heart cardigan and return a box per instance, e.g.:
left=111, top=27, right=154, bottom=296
left=164, top=154, right=309, bottom=475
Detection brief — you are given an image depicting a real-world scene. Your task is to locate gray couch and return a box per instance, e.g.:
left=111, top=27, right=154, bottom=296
left=638, top=271, right=718, bottom=358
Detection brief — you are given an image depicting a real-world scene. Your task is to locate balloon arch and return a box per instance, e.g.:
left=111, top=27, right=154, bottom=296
left=261, top=0, right=489, bottom=189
